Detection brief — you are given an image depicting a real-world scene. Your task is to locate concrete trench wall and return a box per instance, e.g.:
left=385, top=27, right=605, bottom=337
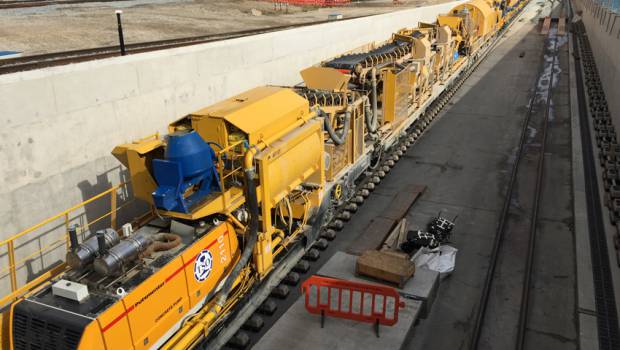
left=575, top=0, right=620, bottom=122
left=0, top=1, right=464, bottom=297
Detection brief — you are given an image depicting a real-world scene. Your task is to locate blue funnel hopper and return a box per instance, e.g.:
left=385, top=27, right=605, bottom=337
left=152, top=130, right=221, bottom=213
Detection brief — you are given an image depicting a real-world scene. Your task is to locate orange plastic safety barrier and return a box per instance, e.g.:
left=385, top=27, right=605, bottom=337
left=301, top=275, right=406, bottom=336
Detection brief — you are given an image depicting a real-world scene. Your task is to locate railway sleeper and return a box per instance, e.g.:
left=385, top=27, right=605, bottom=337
left=293, top=260, right=311, bottom=273
left=257, top=299, right=278, bottom=315
left=282, top=271, right=301, bottom=286
left=227, top=331, right=250, bottom=349
left=270, top=285, right=290, bottom=299
left=313, top=238, right=329, bottom=251
left=321, top=229, right=337, bottom=241
left=302, top=248, right=321, bottom=261
left=241, top=315, right=265, bottom=332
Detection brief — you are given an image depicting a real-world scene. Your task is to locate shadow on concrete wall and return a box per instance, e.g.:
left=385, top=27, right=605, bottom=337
left=77, top=166, right=150, bottom=234
left=24, top=257, right=63, bottom=282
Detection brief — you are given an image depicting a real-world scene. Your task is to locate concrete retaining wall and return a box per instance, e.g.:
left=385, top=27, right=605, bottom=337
left=0, top=1, right=463, bottom=296
left=575, top=0, right=620, bottom=122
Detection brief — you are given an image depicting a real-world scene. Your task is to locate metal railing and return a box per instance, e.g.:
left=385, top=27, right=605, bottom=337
left=215, top=140, right=246, bottom=208
left=0, top=137, right=249, bottom=310
left=0, top=181, right=150, bottom=309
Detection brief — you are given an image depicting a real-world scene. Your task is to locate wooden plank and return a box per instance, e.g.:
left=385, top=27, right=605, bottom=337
left=348, top=185, right=425, bottom=255
left=381, top=219, right=407, bottom=250
left=382, top=219, right=403, bottom=250
left=381, top=218, right=409, bottom=251
left=541, top=16, right=551, bottom=35
left=396, top=219, right=408, bottom=247
left=558, top=17, right=566, bottom=35
left=379, top=185, right=426, bottom=221
left=348, top=217, right=397, bottom=255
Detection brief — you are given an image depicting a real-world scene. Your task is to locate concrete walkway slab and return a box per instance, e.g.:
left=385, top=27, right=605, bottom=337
left=253, top=296, right=422, bottom=350
left=253, top=251, right=431, bottom=350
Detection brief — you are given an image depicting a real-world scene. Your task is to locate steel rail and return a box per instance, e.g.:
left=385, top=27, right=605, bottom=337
left=515, top=31, right=559, bottom=350
left=0, top=16, right=370, bottom=75
left=468, top=17, right=557, bottom=350
left=0, top=0, right=134, bottom=9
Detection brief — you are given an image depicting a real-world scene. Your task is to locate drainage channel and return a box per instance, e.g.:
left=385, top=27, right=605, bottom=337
left=572, top=19, right=620, bottom=350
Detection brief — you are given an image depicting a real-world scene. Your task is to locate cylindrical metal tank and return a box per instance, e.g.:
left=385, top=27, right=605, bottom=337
left=93, top=234, right=152, bottom=276
left=66, top=228, right=120, bottom=269
left=450, top=0, right=497, bottom=39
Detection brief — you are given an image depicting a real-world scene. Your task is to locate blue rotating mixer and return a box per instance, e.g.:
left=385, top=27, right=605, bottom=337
left=152, top=130, right=221, bottom=213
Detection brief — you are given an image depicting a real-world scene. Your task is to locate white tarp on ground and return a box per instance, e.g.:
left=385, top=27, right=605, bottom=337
left=412, top=245, right=458, bottom=279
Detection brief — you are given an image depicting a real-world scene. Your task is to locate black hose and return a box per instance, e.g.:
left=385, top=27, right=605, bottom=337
left=320, top=109, right=350, bottom=145
left=364, top=98, right=378, bottom=133
left=365, top=74, right=379, bottom=133
left=210, top=167, right=259, bottom=311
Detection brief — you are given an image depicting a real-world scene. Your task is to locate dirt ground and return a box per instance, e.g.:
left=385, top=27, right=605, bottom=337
left=0, top=0, right=450, bottom=56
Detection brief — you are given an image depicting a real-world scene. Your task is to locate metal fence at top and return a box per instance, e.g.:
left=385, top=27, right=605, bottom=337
left=267, top=0, right=351, bottom=7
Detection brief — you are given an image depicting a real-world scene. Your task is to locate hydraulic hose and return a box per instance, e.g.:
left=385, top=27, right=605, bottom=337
left=365, top=68, right=379, bottom=133
left=364, top=97, right=377, bottom=134
left=320, top=108, right=351, bottom=145
left=207, top=149, right=259, bottom=318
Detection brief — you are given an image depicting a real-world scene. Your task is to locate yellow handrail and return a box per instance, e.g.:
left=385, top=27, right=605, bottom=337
left=215, top=140, right=246, bottom=208
left=0, top=183, right=128, bottom=247
left=0, top=181, right=151, bottom=310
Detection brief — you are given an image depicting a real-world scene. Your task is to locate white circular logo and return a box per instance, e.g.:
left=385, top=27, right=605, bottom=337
left=194, top=249, right=213, bottom=282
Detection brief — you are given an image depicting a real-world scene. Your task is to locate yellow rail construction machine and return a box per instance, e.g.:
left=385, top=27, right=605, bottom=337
left=5, top=0, right=527, bottom=348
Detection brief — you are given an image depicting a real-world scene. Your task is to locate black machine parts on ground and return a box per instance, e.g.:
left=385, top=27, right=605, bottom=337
left=400, top=214, right=456, bottom=253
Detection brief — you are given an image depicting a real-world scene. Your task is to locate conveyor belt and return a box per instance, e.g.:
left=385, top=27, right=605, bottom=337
left=294, top=89, right=347, bottom=106
left=324, top=40, right=411, bottom=71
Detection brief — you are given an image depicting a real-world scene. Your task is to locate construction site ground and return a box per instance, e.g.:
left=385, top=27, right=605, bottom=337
left=0, top=0, right=450, bottom=56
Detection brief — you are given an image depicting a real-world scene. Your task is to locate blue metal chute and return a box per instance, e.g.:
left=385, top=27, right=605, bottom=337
left=152, top=130, right=221, bottom=213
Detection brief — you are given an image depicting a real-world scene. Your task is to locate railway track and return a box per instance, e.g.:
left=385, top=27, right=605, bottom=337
left=0, top=17, right=368, bottom=75
left=0, top=0, right=133, bottom=9
left=468, top=18, right=562, bottom=350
